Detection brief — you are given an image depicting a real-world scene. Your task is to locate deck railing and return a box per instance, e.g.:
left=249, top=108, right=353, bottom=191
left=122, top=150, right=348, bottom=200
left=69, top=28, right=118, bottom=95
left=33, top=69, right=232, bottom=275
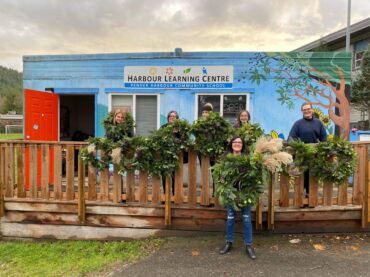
left=0, top=140, right=369, bottom=229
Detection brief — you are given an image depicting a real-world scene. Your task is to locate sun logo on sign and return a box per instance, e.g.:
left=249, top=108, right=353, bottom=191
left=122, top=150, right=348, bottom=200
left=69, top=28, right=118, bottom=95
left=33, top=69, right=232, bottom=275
left=149, top=67, right=157, bottom=75
left=166, top=67, right=174, bottom=75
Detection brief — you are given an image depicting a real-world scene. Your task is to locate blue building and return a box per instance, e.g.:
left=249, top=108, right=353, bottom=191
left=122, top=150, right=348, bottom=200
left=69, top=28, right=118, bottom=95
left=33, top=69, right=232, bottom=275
left=23, top=49, right=352, bottom=141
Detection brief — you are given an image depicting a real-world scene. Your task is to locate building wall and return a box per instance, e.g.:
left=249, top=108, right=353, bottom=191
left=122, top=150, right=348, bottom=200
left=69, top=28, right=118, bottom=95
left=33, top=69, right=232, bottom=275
left=23, top=51, right=352, bottom=139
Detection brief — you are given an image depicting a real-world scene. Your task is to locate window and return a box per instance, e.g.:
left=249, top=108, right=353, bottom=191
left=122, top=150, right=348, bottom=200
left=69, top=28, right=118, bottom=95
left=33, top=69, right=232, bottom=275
left=196, top=93, right=249, bottom=123
left=354, top=51, right=364, bottom=70
left=110, top=94, right=159, bottom=136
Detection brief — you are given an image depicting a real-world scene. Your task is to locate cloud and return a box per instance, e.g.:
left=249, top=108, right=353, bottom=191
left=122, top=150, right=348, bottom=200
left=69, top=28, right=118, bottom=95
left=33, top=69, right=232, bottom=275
left=0, top=0, right=369, bottom=71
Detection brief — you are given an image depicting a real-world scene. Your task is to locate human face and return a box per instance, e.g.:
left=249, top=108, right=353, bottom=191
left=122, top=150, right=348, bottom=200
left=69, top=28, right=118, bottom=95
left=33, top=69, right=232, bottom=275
left=202, top=110, right=209, bottom=118
left=114, top=113, right=124, bottom=124
left=301, top=104, right=313, bottom=119
left=231, top=138, right=243, bottom=154
left=239, top=111, right=249, bottom=124
left=168, top=112, right=177, bottom=123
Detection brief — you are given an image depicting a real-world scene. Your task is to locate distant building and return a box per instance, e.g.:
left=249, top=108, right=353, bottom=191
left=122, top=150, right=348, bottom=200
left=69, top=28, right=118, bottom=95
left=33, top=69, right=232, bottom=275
left=294, top=17, right=370, bottom=130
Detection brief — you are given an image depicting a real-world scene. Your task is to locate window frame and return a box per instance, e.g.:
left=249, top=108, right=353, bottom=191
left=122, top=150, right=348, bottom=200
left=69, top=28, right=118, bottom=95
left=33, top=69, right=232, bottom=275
left=354, top=51, right=365, bottom=70
left=108, top=93, right=161, bottom=131
left=194, top=92, right=250, bottom=120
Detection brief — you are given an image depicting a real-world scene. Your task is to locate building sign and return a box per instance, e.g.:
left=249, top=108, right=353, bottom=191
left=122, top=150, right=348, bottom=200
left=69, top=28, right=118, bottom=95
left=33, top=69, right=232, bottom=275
left=124, top=66, right=233, bottom=89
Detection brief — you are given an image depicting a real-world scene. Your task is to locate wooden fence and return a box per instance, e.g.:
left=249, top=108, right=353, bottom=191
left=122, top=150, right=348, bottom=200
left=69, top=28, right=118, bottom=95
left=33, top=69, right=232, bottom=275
left=0, top=140, right=369, bottom=237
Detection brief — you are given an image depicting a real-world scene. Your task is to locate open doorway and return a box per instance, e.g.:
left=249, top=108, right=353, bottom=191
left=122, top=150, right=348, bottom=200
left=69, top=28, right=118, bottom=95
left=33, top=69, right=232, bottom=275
left=59, top=94, right=95, bottom=141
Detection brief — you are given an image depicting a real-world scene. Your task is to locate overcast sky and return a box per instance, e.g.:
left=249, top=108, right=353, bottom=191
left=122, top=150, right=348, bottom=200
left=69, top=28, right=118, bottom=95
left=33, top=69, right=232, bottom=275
left=0, top=0, right=369, bottom=71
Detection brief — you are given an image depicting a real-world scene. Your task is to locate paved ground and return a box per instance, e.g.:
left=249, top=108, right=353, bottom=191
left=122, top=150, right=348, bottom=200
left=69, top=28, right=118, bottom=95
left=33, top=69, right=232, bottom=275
left=109, top=233, right=370, bottom=277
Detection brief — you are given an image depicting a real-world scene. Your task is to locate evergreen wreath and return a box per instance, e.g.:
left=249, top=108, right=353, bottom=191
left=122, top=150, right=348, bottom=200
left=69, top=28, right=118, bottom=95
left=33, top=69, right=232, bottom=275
left=234, top=123, right=264, bottom=151
left=309, top=137, right=357, bottom=185
left=79, top=137, right=113, bottom=170
left=285, top=139, right=317, bottom=174
left=117, top=119, right=192, bottom=177
left=191, top=112, right=232, bottom=157
left=103, top=111, right=135, bottom=142
left=213, top=154, right=265, bottom=211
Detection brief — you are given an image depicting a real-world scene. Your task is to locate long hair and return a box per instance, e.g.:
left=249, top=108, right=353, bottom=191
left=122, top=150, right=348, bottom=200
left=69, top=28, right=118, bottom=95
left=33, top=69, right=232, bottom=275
left=236, top=109, right=250, bottom=127
left=112, top=109, right=125, bottom=125
left=227, top=136, right=246, bottom=154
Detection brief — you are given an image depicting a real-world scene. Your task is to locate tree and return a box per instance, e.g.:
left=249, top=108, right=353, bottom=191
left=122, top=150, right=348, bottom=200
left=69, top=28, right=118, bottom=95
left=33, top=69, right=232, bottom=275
left=245, top=52, right=351, bottom=138
left=351, top=47, right=370, bottom=129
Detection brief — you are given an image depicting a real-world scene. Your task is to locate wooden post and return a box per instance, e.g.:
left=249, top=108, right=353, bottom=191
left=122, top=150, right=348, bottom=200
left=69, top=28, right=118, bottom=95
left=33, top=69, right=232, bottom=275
left=53, top=145, right=62, bottom=200
left=353, top=145, right=365, bottom=205
left=151, top=176, right=161, bottom=204
left=139, top=171, right=148, bottom=204
left=126, top=171, right=135, bottom=202
left=308, top=174, right=318, bottom=207
left=77, top=158, right=86, bottom=222
left=66, top=145, right=75, bottom=200
left=5, top=143, right=14, bottom=197
left=164, top=176, right=171, bottom=226
left=267, top=173, right=275, bottom=230
left=174, top=152, right=184, bottom=204
left=255, top=196, right=263, bottom=231
left=99, top=166, right=109, bottom=201
left=187, top=149, right=197, bottom=206
left=361, top=146, right=369, bottom=228
left=338, top=183, right=348, bottom=206
left=16, top=144, right=26, bottom=198
left=323, top=182, right=333, bottom=206
left=293, top=175, right=304, bottom=208
left=279, top=174, right=290, bottom=207
left=29, top=144, right=38, bottom=199
left=87, top=165, right=97, bottom=200
left=41, top=144, right=50, bottom=200
left=113, top=164, right=122, bottom=203
left=0, top=144, right=4, bottom=217
left=200, top=156, right=210, bottom=206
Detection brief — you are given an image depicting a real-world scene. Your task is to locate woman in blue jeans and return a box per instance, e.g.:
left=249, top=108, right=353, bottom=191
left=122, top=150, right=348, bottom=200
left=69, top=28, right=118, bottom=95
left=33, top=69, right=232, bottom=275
left=219, top=136, right=256, bottom=260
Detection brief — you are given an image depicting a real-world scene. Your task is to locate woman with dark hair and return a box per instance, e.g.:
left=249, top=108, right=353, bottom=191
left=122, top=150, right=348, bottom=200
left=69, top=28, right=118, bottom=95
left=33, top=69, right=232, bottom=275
left=218, top=136, right=256, bottom=260
left=233, top=109, right=251, bottom=128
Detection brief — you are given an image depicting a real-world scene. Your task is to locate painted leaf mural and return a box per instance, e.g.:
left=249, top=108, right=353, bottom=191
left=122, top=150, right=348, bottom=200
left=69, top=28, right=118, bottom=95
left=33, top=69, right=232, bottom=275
left=245, top=52, right=351, bottom=138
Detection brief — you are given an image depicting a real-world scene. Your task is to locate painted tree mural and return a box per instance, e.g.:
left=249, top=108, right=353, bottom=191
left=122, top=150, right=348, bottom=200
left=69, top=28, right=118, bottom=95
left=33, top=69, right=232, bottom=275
left=244, top=52, right=352, bottom=138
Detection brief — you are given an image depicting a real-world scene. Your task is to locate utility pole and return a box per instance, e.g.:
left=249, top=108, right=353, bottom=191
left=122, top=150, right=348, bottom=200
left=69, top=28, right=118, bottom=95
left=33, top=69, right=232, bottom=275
left=346, top=0, right=351, bottom=52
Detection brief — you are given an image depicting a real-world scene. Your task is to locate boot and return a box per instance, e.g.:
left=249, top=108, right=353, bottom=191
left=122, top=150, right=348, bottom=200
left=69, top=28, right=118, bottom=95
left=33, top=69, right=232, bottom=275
left=246, top=245, right=256, bottom=260
left=219, top=242, right=232, bottom=254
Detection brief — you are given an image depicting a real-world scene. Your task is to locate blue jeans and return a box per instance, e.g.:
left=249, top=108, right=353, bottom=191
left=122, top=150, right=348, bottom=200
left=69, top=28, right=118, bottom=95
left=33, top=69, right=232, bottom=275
left=225, top=205, right=252, bottom=245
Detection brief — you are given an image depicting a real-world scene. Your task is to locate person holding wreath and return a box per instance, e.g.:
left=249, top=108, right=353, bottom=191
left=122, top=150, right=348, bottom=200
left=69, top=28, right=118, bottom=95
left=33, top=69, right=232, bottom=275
left=217, top=136, right=257, bottom=259
left=104, top=109, right=134, bottom=142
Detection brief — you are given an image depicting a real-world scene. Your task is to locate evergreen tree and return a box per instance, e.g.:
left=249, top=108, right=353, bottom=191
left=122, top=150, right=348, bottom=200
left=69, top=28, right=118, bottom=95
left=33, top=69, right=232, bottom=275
left=0, top=65, right=23, bottom=114
left=351, top=47, right=370, bottom=129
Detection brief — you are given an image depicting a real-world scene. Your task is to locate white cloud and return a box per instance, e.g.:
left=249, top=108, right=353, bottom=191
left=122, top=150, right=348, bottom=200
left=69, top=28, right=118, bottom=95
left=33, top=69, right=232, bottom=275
left=0, top=0, right=369, bottom=71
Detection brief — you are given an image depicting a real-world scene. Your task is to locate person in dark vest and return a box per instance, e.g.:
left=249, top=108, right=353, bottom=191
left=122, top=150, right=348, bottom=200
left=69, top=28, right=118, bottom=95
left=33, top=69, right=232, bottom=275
left=288, top=102, right=327, bottom=196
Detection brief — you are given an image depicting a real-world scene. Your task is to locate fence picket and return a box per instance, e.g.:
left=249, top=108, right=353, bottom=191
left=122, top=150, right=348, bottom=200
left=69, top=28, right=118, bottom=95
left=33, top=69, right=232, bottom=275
left=53, top=145, right=62, bottom=200
left=66, top=145, right=75, bottom=200
left=174, top=152, right=184, bottom=204
left=200, top=156, right=210, bottom=206
left=187, top=149, right=197, bottom=206
left=41, top=144, right=50, bottom=199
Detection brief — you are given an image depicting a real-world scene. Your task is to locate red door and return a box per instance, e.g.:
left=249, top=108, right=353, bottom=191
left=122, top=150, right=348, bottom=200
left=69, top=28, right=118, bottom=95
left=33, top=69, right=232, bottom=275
left=24, top=89, right=58, bottom=188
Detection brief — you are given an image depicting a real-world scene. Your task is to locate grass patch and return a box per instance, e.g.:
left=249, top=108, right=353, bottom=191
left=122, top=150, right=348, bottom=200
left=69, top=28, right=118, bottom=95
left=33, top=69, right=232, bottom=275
left=0, top=133, right=23, bottom=140
left=0, top=238, right=165, bottom=277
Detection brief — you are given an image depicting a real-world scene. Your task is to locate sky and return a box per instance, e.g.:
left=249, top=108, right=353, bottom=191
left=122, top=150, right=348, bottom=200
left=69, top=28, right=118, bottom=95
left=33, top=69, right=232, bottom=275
left=0, top=0, right=369, bottom=72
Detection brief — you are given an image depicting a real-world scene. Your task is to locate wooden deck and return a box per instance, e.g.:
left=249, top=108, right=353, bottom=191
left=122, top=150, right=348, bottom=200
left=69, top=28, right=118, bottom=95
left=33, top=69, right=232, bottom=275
left=0, top=140, right=369, bottom=240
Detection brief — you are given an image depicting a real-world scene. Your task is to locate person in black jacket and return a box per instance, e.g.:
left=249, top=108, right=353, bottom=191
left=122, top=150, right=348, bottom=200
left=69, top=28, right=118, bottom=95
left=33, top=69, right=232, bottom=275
left=288, top=102, right=327, bottom=195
